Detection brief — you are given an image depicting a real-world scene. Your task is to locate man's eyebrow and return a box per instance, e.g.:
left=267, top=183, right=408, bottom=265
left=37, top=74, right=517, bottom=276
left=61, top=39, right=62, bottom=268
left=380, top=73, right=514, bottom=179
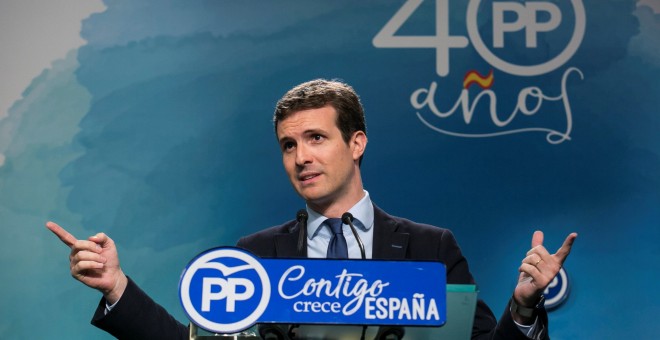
left=302, top=128, right=326, bottom=135
left=278, top=128, right=328, bottom=144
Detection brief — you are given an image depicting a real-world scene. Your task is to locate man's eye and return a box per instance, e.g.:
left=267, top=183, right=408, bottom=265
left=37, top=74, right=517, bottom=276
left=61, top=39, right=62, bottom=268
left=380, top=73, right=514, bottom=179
left=312, top=134, right=323, bottom=141
left=282, top=142, right=295, bottom=151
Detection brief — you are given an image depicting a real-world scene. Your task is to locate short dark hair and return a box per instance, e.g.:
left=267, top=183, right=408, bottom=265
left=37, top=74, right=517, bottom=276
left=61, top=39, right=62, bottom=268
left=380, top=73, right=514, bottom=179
left=273, top=79, right=367, bottom=144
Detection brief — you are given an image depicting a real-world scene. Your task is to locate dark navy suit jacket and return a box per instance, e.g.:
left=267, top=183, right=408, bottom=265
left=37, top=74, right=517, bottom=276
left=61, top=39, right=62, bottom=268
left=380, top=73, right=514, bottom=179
left=92, top=205, right=548, bottom=339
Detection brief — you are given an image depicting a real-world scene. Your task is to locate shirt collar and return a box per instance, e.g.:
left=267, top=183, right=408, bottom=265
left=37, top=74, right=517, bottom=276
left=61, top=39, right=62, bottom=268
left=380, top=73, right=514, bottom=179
left=307, top=190, right=374, bottom=240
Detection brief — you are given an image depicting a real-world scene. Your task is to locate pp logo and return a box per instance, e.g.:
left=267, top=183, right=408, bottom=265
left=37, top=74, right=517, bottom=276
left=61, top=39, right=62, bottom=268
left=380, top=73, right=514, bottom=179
left=544, top=267, right=570, bottom=310
left=179, top=247, right=271, bottom=333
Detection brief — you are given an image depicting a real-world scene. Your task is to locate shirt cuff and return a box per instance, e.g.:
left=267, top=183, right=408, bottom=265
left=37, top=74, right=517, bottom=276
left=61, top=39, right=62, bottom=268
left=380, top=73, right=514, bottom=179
left=514, top=317, right=539, bottom=338
left=104, top=297, right=121, bottom=315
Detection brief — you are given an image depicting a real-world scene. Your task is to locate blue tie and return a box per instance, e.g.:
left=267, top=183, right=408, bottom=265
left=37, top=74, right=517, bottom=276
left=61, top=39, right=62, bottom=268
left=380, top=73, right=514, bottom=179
left=325, top=218, right=348, bottom=259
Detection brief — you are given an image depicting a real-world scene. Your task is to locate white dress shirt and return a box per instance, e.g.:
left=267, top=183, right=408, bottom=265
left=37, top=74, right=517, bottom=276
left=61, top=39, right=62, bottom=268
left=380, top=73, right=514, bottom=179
left=305, top=190, right=374, bottom=259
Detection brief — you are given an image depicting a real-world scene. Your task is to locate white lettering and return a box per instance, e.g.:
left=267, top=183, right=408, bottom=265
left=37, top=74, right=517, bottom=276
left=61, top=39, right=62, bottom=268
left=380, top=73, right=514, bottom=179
left=376, top=297, right=388, bottom=319
left=364, top=295, right=440, bottom=321
left=493, top=2, right=561, bottom=48
left=201, top=277, right=254, bottom=312
left=201, top=278, right=226, bottom=312
left=426, top=299, right=440, bottom=320
left=413, top=293, right=425, bottom=320
left=413, top=67, right=583, bottom=144
left=398, top=298, right=411, bottom=320
left=278, top=265, right=306, bottom=299
left=278, top=266, right=390, bottom=316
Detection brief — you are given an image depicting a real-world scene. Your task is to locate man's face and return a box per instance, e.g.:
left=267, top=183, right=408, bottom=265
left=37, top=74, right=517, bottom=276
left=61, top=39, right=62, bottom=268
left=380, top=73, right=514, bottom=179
left=276, top=105, right=366, bottom=213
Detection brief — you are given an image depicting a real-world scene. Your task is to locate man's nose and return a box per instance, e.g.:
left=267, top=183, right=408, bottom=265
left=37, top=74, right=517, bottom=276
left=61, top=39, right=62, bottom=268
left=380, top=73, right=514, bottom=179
left=295, top=144, right=312, bottom=165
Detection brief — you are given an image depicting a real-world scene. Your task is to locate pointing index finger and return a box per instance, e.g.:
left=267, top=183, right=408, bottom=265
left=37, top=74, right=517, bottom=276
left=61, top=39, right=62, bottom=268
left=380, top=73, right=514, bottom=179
left=45, top=221, right=78, bottom=247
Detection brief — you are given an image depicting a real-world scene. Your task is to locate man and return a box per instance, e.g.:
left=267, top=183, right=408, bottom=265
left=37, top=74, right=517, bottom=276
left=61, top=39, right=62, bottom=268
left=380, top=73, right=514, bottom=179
left=47, top=79, right=577, bottom=339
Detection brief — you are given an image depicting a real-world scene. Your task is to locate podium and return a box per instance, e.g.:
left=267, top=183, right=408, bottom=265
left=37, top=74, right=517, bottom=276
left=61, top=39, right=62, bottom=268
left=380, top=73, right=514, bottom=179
left=180, top=247, right=477, bottom=340
left=188, top=285, right=477, bottom=340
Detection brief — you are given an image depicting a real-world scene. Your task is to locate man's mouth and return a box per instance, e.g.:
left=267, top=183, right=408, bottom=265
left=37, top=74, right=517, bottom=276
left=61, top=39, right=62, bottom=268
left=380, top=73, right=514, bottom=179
left=299, top=172, right=320, bottom=183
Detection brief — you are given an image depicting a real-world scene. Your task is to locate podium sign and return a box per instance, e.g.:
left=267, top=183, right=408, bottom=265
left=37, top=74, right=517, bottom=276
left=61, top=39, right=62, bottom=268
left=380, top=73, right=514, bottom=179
left=179, top=247, right=447, bottom=334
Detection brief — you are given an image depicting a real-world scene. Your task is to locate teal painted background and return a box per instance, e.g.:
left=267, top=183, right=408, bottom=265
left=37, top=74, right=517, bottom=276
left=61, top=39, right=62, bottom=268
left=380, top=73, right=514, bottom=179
left=0, top=1, right=658, bottom=338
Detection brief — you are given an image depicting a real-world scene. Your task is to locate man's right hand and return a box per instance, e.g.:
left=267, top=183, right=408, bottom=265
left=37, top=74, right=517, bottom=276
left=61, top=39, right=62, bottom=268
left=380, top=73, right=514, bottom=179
left=46, top=221, right=128, bottom=304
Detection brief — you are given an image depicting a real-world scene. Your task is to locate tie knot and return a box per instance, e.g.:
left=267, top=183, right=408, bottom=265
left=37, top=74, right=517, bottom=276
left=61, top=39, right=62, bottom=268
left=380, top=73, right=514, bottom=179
left=325, top=218, right=343, bottom=235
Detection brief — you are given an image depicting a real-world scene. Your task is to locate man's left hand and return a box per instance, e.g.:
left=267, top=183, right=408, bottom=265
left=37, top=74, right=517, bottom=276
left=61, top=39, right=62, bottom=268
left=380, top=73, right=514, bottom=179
left=513, top=231, right=578, bottom=322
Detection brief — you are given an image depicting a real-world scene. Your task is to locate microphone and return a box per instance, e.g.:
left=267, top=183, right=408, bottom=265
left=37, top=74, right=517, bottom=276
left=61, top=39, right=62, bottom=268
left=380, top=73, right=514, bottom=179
left=296, top=209, right=308, bottom=254
left=257, top=324, right=291, bottom=340
left=341, top=212, right=366, bottom=260
left=375, top=325, right=405, bottom=340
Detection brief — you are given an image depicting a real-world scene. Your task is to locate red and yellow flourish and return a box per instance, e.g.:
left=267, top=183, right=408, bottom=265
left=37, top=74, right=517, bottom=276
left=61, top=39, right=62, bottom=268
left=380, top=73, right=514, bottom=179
left=463, top=69, right=494, bottom=89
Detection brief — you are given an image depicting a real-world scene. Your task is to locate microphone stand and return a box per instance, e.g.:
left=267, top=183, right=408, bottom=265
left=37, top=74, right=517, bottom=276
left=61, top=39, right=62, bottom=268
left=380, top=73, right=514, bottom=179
left=296, top=209, right=308, bottom=254
left=341, top=212, right=365, bottom=260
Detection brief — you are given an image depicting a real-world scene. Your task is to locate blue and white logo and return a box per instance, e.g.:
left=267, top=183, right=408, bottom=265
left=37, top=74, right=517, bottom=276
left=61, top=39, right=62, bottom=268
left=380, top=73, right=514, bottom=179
left=544, top=267, right=570, bottom=310
left=180, top=247, right=447, bottom=333
left=179, top=247, right=271, bottom=334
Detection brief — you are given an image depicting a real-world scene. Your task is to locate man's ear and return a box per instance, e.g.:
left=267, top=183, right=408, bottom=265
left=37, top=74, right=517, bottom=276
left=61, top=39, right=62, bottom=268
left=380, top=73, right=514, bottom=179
left=351, top=131, right=367, bottom=161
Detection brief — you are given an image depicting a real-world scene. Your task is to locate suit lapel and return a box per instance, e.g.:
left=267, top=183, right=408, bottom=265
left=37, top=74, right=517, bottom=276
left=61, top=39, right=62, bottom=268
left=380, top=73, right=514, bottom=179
left=274, top=221, right=307, bottom=258
left=372, top=205, right=409, bottom=259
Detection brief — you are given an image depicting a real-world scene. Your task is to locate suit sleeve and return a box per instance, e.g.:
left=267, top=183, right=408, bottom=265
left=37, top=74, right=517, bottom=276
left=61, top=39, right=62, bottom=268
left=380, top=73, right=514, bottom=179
left=91, top=277, right=188, bottom=340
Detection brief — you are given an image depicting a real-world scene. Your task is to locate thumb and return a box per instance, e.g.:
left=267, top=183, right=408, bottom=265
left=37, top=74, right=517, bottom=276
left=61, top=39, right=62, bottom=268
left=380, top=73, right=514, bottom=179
left=531, top=230, right=544, bottom=248
left=89, top=232, right=113, bottom=248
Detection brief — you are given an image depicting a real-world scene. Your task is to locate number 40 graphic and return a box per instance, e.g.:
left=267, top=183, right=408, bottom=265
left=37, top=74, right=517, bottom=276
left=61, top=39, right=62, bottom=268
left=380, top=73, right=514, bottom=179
left=373, top=0, right=586, bottom=77
left=373, top=0, right=468, bottom=77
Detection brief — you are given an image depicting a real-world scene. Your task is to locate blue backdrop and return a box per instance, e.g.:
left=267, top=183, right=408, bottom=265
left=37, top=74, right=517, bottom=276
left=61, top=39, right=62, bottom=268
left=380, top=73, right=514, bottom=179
left=0, top=1, right=658, bottom=338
